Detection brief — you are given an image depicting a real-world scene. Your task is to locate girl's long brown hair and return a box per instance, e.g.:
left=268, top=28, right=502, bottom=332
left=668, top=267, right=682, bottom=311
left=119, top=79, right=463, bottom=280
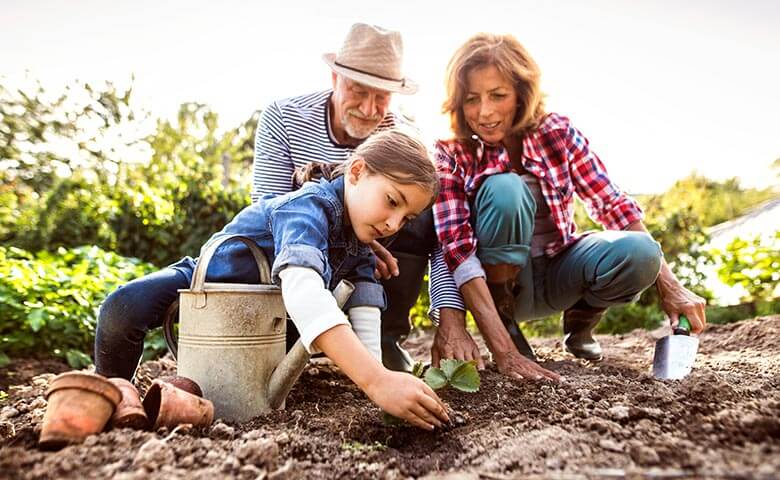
left=293, top=129, right=439, bottom=207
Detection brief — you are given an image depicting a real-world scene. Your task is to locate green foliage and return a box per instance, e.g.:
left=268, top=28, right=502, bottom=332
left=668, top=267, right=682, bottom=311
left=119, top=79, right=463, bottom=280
left=3, top=80, right=257, bottom=267
left=0, top=78, right=147, bottom=196
left=712, top=232, right=780, bottom=303
left=143, top=329, right=169, bottom=362
left=14, top=175, right=118, bottom=253
left=419, top=359, right=480, bottom=393
left=110, top=176, right=249, bottom=266
left=0, top=245, right=155, bottom=367
left=409, top=274, right=432, bottom=329
left=383, top=359, right=480, bottom=426
left=643, top=173, right=776, bottom=228
left=596, top=302, right=666, bottom=334
left=341, top=441, right=386, bottom=452
left=518, top=302, right=666, bottom=338
left=422, top=365, right=448, bottom=390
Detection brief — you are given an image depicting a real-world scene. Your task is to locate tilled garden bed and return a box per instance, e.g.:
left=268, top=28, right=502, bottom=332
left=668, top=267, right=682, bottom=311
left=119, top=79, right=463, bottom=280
left=1, top=316, right=779, bottom=479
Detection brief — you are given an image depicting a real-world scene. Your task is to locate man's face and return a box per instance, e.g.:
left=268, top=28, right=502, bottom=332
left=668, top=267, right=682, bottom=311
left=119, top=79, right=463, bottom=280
left=331, top=73, right=392, bottom=142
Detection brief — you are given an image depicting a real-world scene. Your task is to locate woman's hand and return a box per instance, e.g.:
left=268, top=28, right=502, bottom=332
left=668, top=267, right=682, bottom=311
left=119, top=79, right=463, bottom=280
left=431, top=308, right=485, bottom=369
left=370, top=240, right=399, bottom=280
left=494, top=349, right=560, bottom=382
left=364, top=370, right=450, bottom=430
left=623, top=222, right=707, bottom=334
left=656, top=267, right=707, bottom=333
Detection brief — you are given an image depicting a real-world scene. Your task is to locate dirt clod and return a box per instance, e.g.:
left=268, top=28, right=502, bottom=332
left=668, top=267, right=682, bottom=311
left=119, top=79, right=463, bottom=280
left=209, top=421, right=235, bottom=439
left=133, top=438, right=175, bottom=470
left=235, top=438, right=279, bottom=466
left=628, top=442, right=660, bottom=465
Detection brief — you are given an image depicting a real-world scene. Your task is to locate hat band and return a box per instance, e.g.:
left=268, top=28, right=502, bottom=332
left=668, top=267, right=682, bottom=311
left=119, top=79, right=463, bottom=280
left=334, top=61, right=406, bottom=85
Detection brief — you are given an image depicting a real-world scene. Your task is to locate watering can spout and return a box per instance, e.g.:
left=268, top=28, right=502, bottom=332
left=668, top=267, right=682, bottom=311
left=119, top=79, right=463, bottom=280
left=268, top=341, right=310, bottom=409
left=267, top=280, right=355, bottom=410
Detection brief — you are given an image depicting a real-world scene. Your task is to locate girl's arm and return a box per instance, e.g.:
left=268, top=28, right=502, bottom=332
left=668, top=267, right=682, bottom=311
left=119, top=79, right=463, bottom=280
left=280, top=266, right=449, bottom=429
left=313, top=324, right=449, bottom=430
left=348, top=306, right=381, bottom=361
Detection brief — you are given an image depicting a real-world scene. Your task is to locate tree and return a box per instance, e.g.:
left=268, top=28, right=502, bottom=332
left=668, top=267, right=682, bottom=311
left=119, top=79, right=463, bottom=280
left=0, top=77, right=149, bottom=194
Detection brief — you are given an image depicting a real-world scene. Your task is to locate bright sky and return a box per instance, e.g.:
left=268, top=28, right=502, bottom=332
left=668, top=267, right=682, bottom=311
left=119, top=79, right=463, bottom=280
left=3, top=0, right=779, bottom=193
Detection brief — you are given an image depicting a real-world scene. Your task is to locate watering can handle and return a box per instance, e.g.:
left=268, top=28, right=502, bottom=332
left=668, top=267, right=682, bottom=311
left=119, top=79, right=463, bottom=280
left=190, top=234, right=273, bottom=293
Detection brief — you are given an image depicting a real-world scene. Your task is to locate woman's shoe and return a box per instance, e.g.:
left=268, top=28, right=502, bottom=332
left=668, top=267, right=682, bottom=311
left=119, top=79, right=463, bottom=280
left=487, top=280, right=536, bottom=361
left=562, top=304, right=606, bottom=361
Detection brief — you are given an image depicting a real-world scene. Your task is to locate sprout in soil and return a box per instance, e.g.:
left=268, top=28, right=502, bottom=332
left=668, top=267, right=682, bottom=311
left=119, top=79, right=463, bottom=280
left=383, top=359, right=480, bottom=426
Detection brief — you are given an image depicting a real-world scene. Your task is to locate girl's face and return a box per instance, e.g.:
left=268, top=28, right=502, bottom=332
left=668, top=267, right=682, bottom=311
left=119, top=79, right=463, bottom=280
left=344, top=158, right=432, bottom=244
left=462, top=64, right=518, bottom=145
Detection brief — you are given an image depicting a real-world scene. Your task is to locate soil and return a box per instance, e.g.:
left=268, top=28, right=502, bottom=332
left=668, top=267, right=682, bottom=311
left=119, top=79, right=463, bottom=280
left=1, top=315, right=779, bottom=479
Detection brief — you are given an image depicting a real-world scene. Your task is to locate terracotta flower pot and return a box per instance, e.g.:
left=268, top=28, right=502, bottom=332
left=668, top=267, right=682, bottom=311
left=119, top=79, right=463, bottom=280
left=39, top=372, right=121, bottom=450
left=142, top=379, right=214, bottom=431
left=108, top=378, right=148, bottom=430
left=158, top=375, right=203, bottom=397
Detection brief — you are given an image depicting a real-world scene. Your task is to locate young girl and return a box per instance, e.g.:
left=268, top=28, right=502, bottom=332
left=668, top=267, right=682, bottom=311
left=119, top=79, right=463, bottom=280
left=95, top=129, right=449, bottom=430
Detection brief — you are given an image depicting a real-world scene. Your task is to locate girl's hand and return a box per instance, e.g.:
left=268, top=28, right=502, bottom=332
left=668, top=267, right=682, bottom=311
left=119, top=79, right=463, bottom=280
left=364, top=370, right=450, bottom=430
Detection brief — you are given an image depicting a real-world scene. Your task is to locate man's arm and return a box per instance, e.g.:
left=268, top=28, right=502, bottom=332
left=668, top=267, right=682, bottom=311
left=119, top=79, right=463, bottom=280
left=252, top=102, right=295, bottom=201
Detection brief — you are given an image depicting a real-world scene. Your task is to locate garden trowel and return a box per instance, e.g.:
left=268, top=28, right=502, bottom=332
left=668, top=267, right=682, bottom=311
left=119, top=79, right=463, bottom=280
left=652, top=316, right=699, bottom=380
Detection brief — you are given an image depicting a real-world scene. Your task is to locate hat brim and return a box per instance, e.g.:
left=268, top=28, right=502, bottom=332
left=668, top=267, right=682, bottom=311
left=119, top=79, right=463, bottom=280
left=323, top=53, right=418, bottom=95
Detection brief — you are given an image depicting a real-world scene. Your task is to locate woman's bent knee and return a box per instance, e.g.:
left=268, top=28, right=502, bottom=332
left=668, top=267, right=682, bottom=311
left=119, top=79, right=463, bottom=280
left=619, top=233, right=663, bottom=290
left=477, top=173, right=536, bottom=217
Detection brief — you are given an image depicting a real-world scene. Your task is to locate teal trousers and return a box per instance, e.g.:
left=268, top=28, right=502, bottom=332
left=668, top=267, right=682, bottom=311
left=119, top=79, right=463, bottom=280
left=473, top=173, right=663, bottom=321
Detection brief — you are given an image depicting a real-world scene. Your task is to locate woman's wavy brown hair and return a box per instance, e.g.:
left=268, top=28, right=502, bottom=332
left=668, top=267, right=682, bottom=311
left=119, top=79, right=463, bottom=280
left=443, top=33, right=546, bottom=142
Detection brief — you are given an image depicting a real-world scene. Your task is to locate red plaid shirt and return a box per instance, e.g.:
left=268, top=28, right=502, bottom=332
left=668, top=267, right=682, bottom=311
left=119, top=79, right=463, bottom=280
left=433, top=112, right=644, bottom=273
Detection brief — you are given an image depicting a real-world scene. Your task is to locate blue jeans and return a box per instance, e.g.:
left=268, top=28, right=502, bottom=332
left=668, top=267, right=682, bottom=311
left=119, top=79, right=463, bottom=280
left=473, top=173, right=663, bottom=322
left=95, top=257, right=273, bottom=380
left=95, top=260, right=192, bottom=379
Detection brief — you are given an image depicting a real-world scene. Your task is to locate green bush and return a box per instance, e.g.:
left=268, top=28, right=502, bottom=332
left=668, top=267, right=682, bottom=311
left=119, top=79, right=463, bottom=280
left=109, top=177, right=248, bottom=266
left=9, top=174, right=249, bottom=268
left=14, top=176, right=118, bottom=254
left=519, top=302, right=665, bottom=339
left=711, top=232, right=780, bottom=303
left=0, top=245, right=156, bottom=367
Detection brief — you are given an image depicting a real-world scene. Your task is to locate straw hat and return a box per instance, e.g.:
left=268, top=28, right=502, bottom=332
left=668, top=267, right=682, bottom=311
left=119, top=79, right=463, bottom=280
left=323, top=23, right=418, bottom=95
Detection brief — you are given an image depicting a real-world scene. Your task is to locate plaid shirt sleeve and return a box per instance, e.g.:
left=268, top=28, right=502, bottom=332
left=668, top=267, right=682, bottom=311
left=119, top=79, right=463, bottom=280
left=432, top=143, right=478, bottom=272
left=566, top=124, right=644, bottom=230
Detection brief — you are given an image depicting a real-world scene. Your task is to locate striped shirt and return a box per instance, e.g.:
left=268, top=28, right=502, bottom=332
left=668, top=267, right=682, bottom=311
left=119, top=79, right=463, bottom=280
left=251, top=89, right=466, bottom=316
left=252, top=90, right=399, bottom=201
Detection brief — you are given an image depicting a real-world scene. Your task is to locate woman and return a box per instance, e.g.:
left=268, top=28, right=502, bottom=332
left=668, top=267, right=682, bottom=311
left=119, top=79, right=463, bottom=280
left=430, top=33, right=707, bottom=381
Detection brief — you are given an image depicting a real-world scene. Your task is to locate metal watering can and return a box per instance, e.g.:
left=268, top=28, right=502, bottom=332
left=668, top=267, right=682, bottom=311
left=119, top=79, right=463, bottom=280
left=163, top=234, right=353, bottom=422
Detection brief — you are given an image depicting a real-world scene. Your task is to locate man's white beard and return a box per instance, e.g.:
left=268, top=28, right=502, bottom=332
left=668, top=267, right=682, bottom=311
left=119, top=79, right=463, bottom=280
left=343, top=111, right=381, bottom=140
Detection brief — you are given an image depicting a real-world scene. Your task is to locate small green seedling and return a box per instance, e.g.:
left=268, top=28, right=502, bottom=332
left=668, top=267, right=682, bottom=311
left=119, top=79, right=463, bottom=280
left=383, top=359, right=480, bottom=426
left=341, top=440, right=387, bottom=452
left=421, top=359, right=480, bottom=393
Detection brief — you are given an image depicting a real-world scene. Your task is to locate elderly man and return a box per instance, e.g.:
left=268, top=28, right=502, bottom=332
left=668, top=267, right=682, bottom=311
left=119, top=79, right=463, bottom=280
left=252, top=23, right=436, bottom=371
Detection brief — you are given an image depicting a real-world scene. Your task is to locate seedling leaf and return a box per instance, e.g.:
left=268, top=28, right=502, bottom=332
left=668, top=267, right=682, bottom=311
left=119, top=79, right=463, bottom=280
left=412, top=361, right=426, bottom=378
left=449, top=360, right=480, bottom=392
left=423, top=367, right=448, bottom=390
left=440, top=359, right=460, bottom=379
